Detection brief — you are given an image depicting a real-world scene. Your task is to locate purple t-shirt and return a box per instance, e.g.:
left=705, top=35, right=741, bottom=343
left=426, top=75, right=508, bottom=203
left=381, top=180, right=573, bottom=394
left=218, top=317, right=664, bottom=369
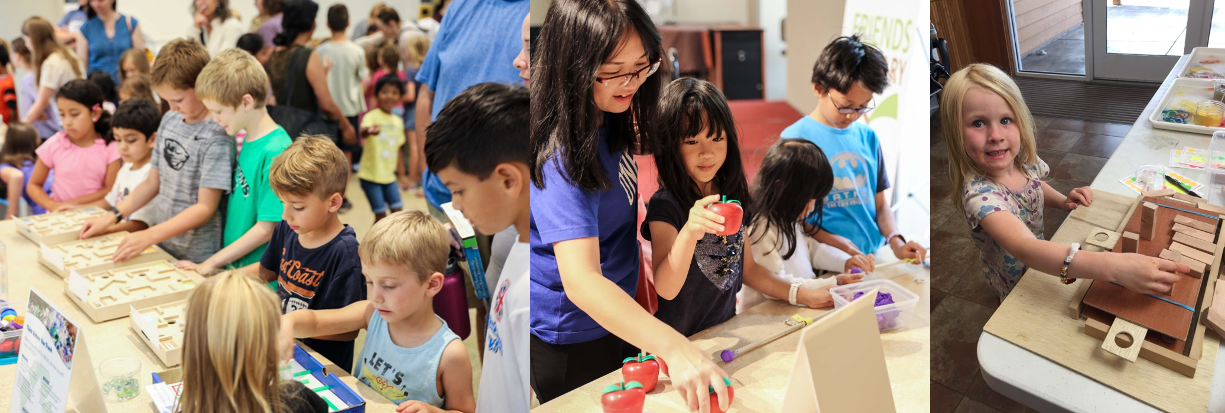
left=0, top=160, right=52, bottom=215
left=530, top=125, right=639, bottom=345
left=258, top=14, right=283, bottom=48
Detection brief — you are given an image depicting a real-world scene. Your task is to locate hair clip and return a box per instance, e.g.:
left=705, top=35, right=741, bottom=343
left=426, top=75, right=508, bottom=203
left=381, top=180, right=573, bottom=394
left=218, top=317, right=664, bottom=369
left=92, top=103, right=101, bottom=111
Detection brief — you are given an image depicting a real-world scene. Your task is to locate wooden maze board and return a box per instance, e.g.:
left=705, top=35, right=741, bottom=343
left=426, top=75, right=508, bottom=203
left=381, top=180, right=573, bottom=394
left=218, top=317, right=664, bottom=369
left=64, top=260, right=202, bottom=323
left=1082, top=196, right=1216, bottom=340
left=130, top=299, right=187, bottom=367
left=15, top=207, right=107, bottom=245
left=38, top=231, right=175, bottom=278
left=1073, top=193, right=1225, bottom=376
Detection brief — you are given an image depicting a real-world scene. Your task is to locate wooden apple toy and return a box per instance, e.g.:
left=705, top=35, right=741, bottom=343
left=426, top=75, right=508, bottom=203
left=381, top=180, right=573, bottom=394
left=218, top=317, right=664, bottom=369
left=707, top=196, right=743, bottom=236
left=601, top=381, right=646, bottom=413
left=708, top=378, right=735, bottom=413
left=621, top=353, right=661, bottom=391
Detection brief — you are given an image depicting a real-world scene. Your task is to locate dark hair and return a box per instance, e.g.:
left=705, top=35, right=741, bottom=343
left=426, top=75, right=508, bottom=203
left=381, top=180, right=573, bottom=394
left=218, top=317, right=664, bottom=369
left=262, top=0, right=285, bottom=15
left=237, top=33, right=266, bottom=56
left=426, top=83, right=529, bottom=179
left=530, top=0, right=664, bottom=191
left=56, top=79, right=113, bottom=143
left=749, top=139, right=833, bottom=260
left=10, top=38, right=28, bottom=64
left=812, top=34, right=889, bottom=95
left=1, top=122, right=38, bottom=168
left=86, top=0, right=117, bottom=19
left=377, top=8, right=400, bottom=25
left=327, top=4, right=349, bottom=32
left=374, top=73, right=405, bottom=95
left=88, top=70, right=117, bottom=104
left=274, top=0, right=318, bottom=47
left=366, top=24, right=379, bottom=36
left=651, top=77, right=750, bottom=219
left=111, top=98, right=161, bottom=139
left=0, top=39, right=10, bottom=67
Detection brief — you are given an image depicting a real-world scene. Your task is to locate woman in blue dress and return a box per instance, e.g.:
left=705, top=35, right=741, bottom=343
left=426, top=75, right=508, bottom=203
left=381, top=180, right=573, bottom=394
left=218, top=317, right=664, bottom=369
left=74, top=0, right=146, bottom=84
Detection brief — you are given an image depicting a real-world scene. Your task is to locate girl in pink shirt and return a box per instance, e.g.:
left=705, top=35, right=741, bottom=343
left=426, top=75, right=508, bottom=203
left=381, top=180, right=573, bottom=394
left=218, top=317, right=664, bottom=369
left=28, top=79, right=121, bottom=212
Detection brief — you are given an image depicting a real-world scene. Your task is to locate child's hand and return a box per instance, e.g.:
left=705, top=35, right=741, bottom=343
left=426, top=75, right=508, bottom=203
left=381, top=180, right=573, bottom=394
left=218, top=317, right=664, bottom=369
left=844, top=254, right=875, bottom=274
left=683, top=194, right=728, bottom=240
left=175, top=260, right=216, bottom=276
left=797, top=284, right=836, bottom=309
left=53, top=204, right=76, bottom=213
left=1065, top=187, right=1093, bottom=210
left=658, top=341, right=730, bottom=413
left=362, top=125, right=380, bottom=137
left=395, top=401, right=441, bottom=413
left=891, top=241, right=927, bottom=262
left=79, top=214, right=118, bottom=239
left=113, top=230, right=156, bottom=262
left=836, top=273, right=864, bottom=285
left=1112, top=253, right=1186, bottom=295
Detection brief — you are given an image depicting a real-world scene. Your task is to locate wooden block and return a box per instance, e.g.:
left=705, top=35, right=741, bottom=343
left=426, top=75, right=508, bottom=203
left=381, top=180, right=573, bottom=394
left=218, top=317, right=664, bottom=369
left=1141, top=203, right=1158, bottom=240
left=1142, top=188, right=1176, bottom=197
left=1171, top=241, right=1214, bottom=266
left=1102, top=317, right=1148, bottom=362
left=1068, top=280, right=1094, bottom=320
left=1084, top=317, right=1199, bottom=377
left=1167, top=197, right=1198, bottom=207
left=1173, top=223, right=1215, bottom=242
left=1173, top=192, right=1202, bottom=203
left=1173, top=232, right=1216, bottom=254
left=1182, top=255, right=1207, bottom=279
left=1121, top=231, right=1140, bottom=253
left=1174, top=215, right=1217, bottom=234
left=1206, top=282, right=1225, bottom=338
left=1160, top=248, right=1182, bottom=263
left=1085, top=227, right=1121, bottom=251
left=1197, top=202, right=1225, bottom=214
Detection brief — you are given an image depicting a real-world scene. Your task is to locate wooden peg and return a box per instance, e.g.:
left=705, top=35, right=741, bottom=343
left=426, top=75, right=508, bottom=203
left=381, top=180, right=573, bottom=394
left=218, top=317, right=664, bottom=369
left=1103, top=317, right=1148, bottom=362
left=1141, top=203, right=1159, bottom=240
left=1121, top=231, right=1140, bottom=253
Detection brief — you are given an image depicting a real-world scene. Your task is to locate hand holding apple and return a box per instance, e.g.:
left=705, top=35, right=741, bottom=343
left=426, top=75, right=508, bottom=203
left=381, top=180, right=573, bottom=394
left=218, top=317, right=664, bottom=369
left=683, top=194, right=729, bottom=239
left=706, top=196, right=743, bottom=236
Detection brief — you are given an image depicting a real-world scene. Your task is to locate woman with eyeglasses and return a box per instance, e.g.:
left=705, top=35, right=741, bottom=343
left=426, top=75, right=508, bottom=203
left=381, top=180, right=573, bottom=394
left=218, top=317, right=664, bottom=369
left=529, top=1, right=731, bottom=412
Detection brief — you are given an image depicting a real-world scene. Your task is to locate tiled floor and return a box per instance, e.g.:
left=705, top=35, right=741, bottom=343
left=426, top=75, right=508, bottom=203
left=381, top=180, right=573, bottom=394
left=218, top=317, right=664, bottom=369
left=929, top=113, right=1132, bottom=413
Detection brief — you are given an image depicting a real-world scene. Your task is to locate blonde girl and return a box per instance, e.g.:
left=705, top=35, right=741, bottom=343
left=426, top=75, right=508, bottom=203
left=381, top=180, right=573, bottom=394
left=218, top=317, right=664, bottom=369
left=400, top=35, right=428, bottom=187
left=176, top=271, right=326, bottom=413
left=943, top=63, right=1184, bottom=299
left=19, top=16, right=83, bottom=126
left=118, top=48, right=150, bottom=83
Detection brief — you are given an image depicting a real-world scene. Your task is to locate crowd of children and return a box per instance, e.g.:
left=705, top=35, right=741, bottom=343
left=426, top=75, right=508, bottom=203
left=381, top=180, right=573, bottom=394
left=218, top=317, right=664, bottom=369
left=0, top=1, right=530, bottom=412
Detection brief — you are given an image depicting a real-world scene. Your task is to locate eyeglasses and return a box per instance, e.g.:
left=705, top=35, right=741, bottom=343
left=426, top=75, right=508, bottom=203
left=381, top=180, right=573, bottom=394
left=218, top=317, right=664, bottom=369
left=594, top=59, right=661, bottom=87
left=827, top=94, right=875, bottom=115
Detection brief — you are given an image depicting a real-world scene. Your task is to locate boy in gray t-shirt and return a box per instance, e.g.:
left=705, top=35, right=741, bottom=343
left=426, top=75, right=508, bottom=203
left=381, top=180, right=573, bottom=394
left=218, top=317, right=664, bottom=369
left=80, top=39, right=235, bottom=264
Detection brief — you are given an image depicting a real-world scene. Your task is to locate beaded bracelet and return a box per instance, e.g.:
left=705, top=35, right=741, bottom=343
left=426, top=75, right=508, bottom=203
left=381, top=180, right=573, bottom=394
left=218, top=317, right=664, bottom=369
left=1060, top=242, right=1081, bottom=285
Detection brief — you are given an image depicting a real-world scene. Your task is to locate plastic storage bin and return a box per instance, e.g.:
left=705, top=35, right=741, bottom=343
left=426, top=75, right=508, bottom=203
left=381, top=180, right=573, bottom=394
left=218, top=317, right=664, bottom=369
left=830, top=278, right=919, bottom=332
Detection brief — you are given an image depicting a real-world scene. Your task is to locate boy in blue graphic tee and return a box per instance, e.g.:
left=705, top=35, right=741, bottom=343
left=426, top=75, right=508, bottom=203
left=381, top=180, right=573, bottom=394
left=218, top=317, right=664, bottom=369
left=781, top=35, right=926, bottom=266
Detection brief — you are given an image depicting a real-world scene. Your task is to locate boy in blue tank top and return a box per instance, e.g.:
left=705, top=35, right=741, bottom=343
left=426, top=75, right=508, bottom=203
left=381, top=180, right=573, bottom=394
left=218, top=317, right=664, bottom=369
left=781, top=34, right=927, bottom=267
left=277, top=210, right=475, bottom=412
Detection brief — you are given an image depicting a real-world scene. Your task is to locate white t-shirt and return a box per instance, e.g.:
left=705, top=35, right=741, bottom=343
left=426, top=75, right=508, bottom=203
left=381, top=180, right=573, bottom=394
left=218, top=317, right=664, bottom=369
left=104, top=161, right=152, bottom=223
left=737, top=220, right=851, bottom=313
left=475, top=241, right=528, bottom=413
left=39, top=52, right=81, bottom=91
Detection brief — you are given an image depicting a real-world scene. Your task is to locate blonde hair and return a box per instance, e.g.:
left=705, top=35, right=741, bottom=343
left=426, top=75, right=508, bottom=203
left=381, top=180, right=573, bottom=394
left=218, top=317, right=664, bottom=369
left=940, top=63, right=1040, bottom=208
left=119, top=48, right=151, bottom=83
left=195, top=49, right=269, bottom=108
left=359, top=210, right=450, bottom=283
left=150, top=38, right=211, bottom=90
left=270, top=134, right=349, bottom=198
left=402, top=35, right=430, bottom=68
left=176, top=271, right=302, bottom=413
left=22, top=16, right=83, bottom=87
left=119, top=74, right=155, bottom=103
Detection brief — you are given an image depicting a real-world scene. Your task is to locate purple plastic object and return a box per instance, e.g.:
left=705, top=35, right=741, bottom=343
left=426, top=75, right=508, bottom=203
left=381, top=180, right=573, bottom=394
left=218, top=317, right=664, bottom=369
left=850, top=268, right=862, bottom=274
left=851, top=291, right=899, bottom=330
left=720, top=350, right=735, bottom=362
left=433, top=258, right=471, bottom=340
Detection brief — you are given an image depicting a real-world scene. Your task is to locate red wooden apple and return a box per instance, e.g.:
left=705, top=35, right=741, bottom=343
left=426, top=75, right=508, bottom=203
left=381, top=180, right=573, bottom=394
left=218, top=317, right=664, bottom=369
left=707, top=196, right=743, bottom=236
left=601, top=381, right=646, bottom=413
left=621, top=353, right=661, bottom=391
left=708, top=378, right=735, bottom=413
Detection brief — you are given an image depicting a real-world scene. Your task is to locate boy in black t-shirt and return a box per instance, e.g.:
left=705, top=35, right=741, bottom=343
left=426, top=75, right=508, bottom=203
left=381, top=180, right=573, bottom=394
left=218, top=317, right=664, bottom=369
left=254, top=134, right=365, bottom=373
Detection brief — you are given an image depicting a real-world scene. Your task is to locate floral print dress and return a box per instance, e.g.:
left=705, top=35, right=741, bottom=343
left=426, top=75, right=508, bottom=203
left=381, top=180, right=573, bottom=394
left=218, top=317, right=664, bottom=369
left=962, top=159, right=1049, bottom=299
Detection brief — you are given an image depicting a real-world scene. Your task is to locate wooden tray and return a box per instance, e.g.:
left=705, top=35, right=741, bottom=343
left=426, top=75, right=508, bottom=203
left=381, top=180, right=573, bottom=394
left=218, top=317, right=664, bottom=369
left=15, top=207, right=108, bottom=245
left=130, top=299, right=188, bottom=367
left=64, top=260, right=201, bottom=323
left=38, top=231, right=175, bottom=278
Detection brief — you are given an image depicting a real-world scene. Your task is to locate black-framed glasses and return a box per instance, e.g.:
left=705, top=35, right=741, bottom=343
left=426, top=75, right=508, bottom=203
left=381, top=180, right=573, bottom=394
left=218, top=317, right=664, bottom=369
left=594, top=59, right=662, bottom=87
left=827, top=94, right=875, bottom=115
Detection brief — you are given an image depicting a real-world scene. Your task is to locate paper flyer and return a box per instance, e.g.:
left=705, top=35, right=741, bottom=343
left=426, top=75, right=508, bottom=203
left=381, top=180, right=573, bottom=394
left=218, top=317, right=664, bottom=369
left=9, top=289, right=79, bottom=413
left=1119, top=169, right=1205, bottom=195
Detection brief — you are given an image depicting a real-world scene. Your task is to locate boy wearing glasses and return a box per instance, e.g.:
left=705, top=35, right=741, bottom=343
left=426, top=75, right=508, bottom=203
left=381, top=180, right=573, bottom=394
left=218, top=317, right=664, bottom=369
left=781, top=35, right=926, bottom=267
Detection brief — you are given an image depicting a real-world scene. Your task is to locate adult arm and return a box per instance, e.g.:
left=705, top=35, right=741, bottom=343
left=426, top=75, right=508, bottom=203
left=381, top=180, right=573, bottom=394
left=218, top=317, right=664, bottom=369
left=74, top=33, right=90, bottom=74
left=305, top=50, right=356, bottom=144
left=128, top=16, right=146, bottom=54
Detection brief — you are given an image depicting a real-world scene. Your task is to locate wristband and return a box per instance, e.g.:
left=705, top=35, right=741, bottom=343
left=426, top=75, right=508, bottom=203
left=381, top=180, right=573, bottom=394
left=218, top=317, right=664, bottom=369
left=108, top=206, right=124, bottom=222
left=886, top=231, right=906, bottom=244
left=788, top=282, right=801, bottom=305
left=1060, top=242, right=1080, bottom=285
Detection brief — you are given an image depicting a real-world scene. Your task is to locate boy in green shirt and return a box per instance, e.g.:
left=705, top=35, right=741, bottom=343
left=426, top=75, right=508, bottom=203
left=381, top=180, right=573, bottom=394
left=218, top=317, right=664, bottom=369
left=183, top=49, right=292, bottom=274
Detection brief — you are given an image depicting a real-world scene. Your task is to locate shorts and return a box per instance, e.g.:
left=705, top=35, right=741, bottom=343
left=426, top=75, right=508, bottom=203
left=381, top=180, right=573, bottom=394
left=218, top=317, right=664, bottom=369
left=358, top=179, right=403, bottom=214
left=343, top=116, right=363, bottom=159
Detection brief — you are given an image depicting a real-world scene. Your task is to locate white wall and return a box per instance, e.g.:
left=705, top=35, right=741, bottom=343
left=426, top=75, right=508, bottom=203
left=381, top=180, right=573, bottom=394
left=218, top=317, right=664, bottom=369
left=0, top=1, right=65, bottom=42
left=759, top=0, right=785, bottom=101
left=786, top=0, right=845, bottom=112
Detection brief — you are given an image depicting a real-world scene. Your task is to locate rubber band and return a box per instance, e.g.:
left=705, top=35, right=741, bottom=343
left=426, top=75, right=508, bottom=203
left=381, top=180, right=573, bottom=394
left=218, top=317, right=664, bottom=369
left=1110, top=282, right=1195, bottom=311
left=1144, top=201, right=1222, bottom=221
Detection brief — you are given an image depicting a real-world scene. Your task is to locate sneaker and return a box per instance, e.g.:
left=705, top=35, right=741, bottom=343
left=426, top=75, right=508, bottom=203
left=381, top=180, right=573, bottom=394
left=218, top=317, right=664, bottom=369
left=340, top=198, right=353, bottom=214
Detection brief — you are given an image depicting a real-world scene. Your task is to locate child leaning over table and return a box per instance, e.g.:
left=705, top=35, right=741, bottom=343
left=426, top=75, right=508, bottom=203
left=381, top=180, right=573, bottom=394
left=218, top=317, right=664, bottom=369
left=278, top=210, right=475, bottom=413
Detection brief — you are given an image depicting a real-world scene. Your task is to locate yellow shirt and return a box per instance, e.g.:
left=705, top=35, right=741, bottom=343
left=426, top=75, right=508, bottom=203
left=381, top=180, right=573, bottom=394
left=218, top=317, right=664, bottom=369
left=358, top=109, right=406, bottom=184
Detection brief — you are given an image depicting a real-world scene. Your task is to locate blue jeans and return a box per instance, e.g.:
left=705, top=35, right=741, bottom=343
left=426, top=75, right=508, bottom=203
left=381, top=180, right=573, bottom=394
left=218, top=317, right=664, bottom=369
left=359, top=179, right=403, bottom=214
